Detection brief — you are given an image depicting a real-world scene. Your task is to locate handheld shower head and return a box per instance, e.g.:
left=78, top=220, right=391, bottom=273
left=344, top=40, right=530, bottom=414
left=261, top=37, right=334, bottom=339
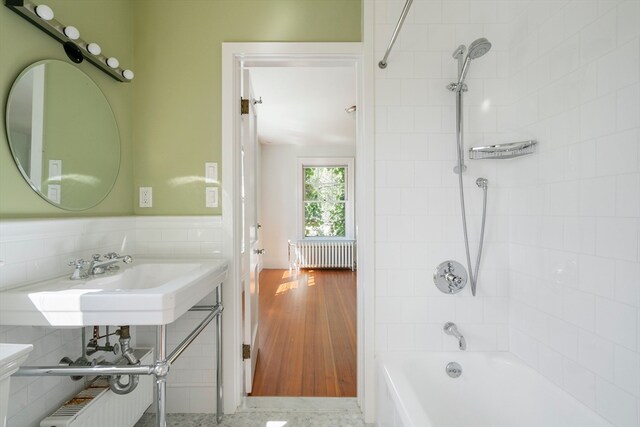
left=453, top=37, right=492, bottom=91
left=467, top=38, right=492, bottom=59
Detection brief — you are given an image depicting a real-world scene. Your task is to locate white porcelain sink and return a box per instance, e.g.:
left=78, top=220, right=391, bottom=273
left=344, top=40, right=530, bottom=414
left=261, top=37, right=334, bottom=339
left=0, top=259, right=227, bottom=326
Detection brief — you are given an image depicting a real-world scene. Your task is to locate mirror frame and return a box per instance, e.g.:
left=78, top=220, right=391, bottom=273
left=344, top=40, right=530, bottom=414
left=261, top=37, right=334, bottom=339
left=5, top=59, right=121, bottom=211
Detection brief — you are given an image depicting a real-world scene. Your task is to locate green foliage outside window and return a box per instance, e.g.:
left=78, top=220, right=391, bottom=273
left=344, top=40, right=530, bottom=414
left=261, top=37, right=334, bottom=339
left=304, top=166, right=346, bottom=237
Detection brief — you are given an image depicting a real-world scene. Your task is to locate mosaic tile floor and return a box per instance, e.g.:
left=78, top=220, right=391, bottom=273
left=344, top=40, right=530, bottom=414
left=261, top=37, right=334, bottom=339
left=135, top=411, right=367, bottom=427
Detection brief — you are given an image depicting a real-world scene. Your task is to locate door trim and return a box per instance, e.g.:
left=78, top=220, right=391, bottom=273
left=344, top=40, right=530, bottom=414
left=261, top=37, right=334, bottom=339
left=221, top=42, right=375, bottom=422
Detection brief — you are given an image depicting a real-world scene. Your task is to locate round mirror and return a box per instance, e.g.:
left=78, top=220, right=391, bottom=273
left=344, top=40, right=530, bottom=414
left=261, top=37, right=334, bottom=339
left=5, top=60, right=120, bottom=211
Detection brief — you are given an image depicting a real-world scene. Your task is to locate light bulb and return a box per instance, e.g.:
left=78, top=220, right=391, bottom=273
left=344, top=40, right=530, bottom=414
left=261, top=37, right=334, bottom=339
left=86, top=43, right=101, bottom=55
left=35, top=4, right=54, bottom=20
left=106, top=57, right=119, bottom=69
left=63, top=26, right=80, bottom=40
left=122, top=69, right=134, bottom=80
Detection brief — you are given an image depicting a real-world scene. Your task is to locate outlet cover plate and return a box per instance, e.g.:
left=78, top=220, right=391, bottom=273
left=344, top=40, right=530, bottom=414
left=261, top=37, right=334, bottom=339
left=139, top=187, right=152, bottom=208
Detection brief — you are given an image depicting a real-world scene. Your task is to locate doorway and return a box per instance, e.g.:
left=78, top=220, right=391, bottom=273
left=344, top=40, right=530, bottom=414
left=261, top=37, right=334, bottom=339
left=221, top=42, right=373, bottom=417
left=245, top=63, right=357, bottom=396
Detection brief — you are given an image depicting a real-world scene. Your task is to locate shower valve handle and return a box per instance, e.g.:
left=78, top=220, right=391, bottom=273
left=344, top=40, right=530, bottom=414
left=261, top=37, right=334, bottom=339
left=433, top=260, right=468, bottom=294
left=445, top=272, right=463, bottom=286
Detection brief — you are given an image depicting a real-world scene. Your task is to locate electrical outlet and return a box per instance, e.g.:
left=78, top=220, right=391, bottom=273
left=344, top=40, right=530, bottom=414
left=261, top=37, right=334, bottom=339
left=139, top=187, right=152, bottom=208
left=206, top=187, right=218, bottom=208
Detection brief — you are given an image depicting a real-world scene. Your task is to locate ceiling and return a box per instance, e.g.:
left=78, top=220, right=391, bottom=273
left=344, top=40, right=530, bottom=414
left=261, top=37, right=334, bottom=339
left=247, top=66, right=356, bottom=146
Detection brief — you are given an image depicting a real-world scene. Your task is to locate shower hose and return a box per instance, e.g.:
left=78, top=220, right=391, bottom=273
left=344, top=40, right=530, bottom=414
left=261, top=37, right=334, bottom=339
left=456, top=157, right=488, bottom=297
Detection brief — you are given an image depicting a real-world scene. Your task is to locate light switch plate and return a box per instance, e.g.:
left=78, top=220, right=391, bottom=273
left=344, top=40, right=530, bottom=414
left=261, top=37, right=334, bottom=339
left=139, top=187, right=152, bottom=208
left=205, top=162, right=218, bottom=184
left=206, top=187, right=218, bottom=208
left=48, top=160, right=62, bottom=181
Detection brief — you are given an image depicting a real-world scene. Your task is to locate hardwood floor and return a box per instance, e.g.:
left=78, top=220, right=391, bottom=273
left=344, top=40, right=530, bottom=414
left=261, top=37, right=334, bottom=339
left=250, top=268, right=357, bottom=397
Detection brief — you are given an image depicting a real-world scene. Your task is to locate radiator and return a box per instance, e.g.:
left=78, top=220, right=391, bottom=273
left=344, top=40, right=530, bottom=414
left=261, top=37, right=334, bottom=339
left=40, top=348, right=153, bottom=427
left=289, top=240, right=356, bottom=271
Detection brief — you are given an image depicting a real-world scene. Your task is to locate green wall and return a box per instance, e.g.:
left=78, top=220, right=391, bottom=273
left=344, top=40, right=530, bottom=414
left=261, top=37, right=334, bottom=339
left=0, top=0, right=361, bottom=218
left=0, top=0, right=134, bottom=217
left=132, top=0, right=362, bottom=215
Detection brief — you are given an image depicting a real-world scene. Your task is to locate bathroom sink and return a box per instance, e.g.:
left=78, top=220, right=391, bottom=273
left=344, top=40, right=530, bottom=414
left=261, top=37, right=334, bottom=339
left=0, top=259, right=227, bottom=327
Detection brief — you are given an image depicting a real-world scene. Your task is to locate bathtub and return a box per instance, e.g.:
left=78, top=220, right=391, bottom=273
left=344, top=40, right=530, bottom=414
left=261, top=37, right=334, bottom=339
left=377, top=352, right=613, bottom=427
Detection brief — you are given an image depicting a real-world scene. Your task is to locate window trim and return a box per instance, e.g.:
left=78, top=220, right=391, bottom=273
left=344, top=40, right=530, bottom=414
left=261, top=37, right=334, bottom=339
left=297, top=157, right=355, bottom=240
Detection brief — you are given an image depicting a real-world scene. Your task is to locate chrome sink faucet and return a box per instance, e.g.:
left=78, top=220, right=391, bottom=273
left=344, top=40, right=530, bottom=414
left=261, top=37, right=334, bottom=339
left=88, top=253, right=133, bottom=275
left=444, top=322, right=467, bottom=350
left=68, top=253, right=133, bottom=279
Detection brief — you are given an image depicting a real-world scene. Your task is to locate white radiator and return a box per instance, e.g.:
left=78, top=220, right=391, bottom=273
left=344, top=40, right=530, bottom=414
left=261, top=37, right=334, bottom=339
left=40, top=348, right=153, bottom=427
left=289, top=240, right=356, bottom=271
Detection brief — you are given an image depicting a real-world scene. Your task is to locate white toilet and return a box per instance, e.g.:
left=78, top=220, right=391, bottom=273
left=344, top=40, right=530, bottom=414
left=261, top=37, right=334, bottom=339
left=0, top=344, right=33, bottom=427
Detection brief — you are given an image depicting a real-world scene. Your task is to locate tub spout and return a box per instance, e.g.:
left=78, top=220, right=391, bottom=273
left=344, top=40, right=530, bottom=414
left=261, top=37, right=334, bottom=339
left=458, top=335, right=467, bottom=351
left=444, top=322, right=466, bottom=351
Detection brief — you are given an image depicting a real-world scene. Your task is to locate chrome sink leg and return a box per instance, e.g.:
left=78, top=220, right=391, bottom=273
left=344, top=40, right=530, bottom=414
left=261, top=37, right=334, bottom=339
left=216, top=285, right=223, bottom=424
left=156, top=325, right=167, bottom=427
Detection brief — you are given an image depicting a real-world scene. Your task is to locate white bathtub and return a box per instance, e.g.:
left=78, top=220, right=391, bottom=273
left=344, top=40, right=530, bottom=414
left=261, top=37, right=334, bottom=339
left=377, top=352, right=613, bottom=427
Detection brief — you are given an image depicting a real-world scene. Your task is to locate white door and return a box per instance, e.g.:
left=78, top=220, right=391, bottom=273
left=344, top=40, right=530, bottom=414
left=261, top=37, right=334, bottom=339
left=240, top=68, right=261, bottom=394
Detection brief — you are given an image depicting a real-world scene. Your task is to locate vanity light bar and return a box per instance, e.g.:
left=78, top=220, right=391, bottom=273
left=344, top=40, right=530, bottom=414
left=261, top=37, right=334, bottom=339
left=5, top=0, right=133, bottom=82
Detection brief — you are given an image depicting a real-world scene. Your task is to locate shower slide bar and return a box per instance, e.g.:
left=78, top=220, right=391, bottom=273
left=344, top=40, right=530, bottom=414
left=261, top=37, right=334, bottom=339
left=14, top=286, right=224, bottom=427
left=378, top=0, right=413, bottom=69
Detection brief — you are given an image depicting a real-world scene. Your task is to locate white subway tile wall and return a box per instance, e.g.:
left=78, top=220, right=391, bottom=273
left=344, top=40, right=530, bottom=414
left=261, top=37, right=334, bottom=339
left=0, top=216, right=223, bottom=426
left=507, top=0, right=639, bottom=425
left=0, top=217, right=136, bottom=292
left=503, top=0, right=640, bottom=425
left=374, top=0, right=514, bottom=360
left=374, top=0, right=639, bottom=426
left=135, top=216, right=223, bottom=258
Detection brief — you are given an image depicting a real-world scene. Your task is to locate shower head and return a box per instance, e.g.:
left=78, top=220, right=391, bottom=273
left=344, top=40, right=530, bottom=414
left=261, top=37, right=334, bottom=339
left=453, top=37, right=492, bottom=91
left=467, top=38, right=492, bottom=59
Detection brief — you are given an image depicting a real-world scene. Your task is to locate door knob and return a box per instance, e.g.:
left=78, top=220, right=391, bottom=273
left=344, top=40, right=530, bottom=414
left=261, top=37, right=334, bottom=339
left=254, top=249, right=265, bottom=255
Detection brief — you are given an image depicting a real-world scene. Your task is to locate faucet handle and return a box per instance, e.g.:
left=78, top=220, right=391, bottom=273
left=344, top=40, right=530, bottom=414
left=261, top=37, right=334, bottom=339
left=68, top=259, right=89, bottom=280
left=68, top=258, right=89, bottom=267
left=122, top=255, right=133, bottom=264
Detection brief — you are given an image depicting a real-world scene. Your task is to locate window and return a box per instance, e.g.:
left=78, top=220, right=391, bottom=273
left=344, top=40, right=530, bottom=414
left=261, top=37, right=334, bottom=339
left=304, top=166, right=346, bottom=237
left=298, top=158, right=354, bottom=239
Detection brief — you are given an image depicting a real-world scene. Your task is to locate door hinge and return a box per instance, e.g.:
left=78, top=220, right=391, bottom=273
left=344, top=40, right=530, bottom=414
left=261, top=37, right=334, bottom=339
left=242, top=344, right=251, bottom=360
left=241, top=98, right=249, bottom=115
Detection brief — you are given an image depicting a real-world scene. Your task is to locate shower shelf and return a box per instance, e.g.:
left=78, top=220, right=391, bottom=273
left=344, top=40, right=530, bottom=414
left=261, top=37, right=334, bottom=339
left=469, top=140, right=537, bottom=160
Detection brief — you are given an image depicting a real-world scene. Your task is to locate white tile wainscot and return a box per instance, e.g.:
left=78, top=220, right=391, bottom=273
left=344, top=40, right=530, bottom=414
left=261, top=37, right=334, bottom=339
left=134, top=216, right=223, bottom=258
left=0, top=215, right=223, bottom=426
